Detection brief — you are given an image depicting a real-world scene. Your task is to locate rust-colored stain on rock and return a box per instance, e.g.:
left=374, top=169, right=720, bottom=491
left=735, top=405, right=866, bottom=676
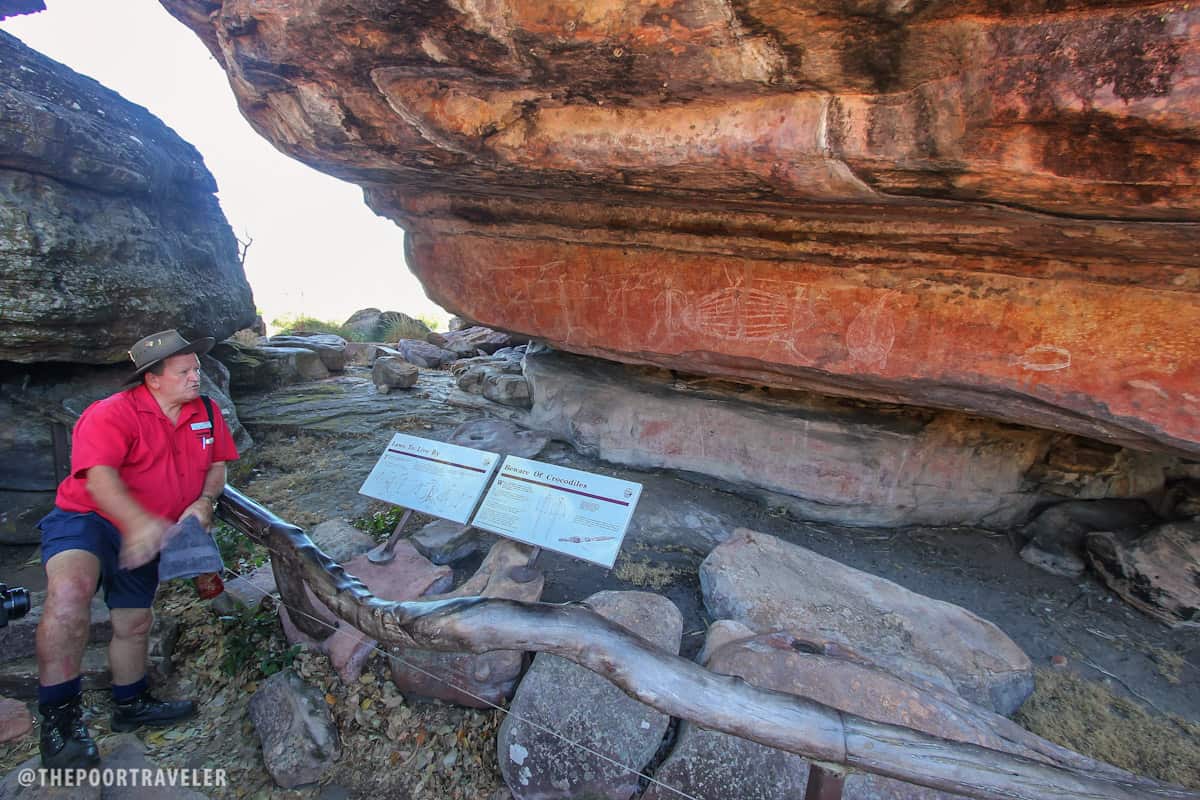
left=162, top=0, right=1200, bottom=454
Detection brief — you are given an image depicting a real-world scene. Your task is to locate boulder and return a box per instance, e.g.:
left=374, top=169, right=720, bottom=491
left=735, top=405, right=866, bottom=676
left=440, top=327, right=519, bottom=357
left=233, top=372, right=454, bottom=436
left=700, top=529, right=1033, bottom=714
left=454, top=354, right=523, bottom=391
left=342, top=309, right=430, bottom=342
left=371, top=357, right=418, bottom=393
left=212, top=341, right=330, bottom=393
left=341, top=341, right=373, bottom=366
left=390, top=540, right=541, bottom=707
left=497, top=591, right=681, bottom=800
left=266, top=334, right=348, bottom=372
left=278, top=541, right=452, bottom=683
left=409, top=519, right=490, bottom=566
left=342, top=308, right=385, bottom=340
left=199, top=352, right=232, bottom=395
left=377, top=311, right=432, bottom=341
left=307, top=519, right=378, bottom=564
left=483, top=373, right=532, bottom=408
left=248, top=669, right=341, bottom=789
left=390, top=339, right=457, bottom=369
left=255, top=346, right=330, bottom=381
left=365, top=344, right=401, bottom=365
left=0, top=30, right=254, bottom=364
left=219, top=561, right=278, bottom=612
left=1019, top=500, right=1158, bottom=577
left=1087, top=521, right=1200, bottom=627
left=646, top=626, right=1138, bottom=800
left=454, top=353, right=533, bottom=409
left=525, top=349, right=1168, bottom=529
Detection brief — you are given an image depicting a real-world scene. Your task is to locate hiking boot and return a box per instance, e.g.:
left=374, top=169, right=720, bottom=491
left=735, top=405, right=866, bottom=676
left=39, top=696, right=100, bottom=770
left=111, top=690, right=196, bottom=732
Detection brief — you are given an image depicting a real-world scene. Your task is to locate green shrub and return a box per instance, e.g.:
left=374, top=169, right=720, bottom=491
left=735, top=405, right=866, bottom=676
left=213, top=520, right=268, bottom=571
left=219, top=600, right=301, bottom=678
left=352, top=506, right=408, bottom=542
left=416, top=314, right=442, bottom=332
left=271, top=314, right=366, bottom=341
left=378, top=313, right=432, bottom=343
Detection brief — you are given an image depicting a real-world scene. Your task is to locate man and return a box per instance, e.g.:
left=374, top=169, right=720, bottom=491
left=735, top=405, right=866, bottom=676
left=35, top=330, right=238, bottom=769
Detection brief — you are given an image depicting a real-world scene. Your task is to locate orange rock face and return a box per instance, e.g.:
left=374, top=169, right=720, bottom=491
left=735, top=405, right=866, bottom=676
left=163, top=0, right=1200, bottom=454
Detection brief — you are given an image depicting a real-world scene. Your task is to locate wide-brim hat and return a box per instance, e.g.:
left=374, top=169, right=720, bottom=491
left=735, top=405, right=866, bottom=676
left=123, top=329, right=214, bottom=386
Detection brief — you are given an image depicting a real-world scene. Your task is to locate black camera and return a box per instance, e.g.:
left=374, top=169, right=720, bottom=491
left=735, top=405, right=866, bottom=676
left=0, top=582, right=31, bottom=628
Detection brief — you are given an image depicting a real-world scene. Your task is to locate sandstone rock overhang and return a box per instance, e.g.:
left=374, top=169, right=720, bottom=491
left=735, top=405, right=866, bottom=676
left=161, top=0, right=1199, bottom=456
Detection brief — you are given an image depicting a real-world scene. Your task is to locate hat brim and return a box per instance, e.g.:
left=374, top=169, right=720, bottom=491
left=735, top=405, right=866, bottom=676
left=122, top=337, right=214, bottom=386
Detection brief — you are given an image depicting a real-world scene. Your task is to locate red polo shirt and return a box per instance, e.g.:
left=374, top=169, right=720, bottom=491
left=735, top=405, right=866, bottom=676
left=55, top=384, right=239, bottom=532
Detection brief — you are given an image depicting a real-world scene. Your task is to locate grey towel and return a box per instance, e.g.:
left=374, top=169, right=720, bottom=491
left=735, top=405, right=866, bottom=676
left=158, top=515, right=225, bottom=581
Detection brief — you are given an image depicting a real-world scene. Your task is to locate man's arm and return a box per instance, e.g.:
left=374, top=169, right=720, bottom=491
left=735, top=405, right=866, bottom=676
left=178, top=461, right=227, bottom=528
left=86, top=465, right=170, bottom=570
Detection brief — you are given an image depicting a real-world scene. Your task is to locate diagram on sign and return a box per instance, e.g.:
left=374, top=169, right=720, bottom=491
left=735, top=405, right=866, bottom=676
left=358, top=433, right=499, bottom=524
left=472, top=456, right=642, bottom=568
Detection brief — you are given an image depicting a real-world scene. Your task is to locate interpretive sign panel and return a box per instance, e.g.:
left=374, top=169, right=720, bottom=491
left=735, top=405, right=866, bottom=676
left=471, top=456, right=642, bottom=568
left=359, top=433, right=499, bottom=524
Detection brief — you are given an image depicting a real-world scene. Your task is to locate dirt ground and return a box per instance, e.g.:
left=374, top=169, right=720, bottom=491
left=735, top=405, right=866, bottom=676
left=2, top=366, right=1198, bottom=798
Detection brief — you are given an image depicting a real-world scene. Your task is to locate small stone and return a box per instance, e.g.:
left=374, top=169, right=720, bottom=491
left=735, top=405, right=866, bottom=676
left=249, top=669, right=342, bottom=789
left=0, top=695, right=33, bottom=743
left=318, top=784, right=352, bottom=800
left=372, top=356, right=419, bottom=391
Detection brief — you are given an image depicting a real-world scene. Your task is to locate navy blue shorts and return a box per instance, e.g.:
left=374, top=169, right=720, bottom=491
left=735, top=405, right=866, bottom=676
left=39, top=508, right=160, bottom=609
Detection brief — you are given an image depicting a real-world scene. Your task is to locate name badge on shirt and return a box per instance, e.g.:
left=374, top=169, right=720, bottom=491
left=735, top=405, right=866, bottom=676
left=190, top=421, right=213, bottom=431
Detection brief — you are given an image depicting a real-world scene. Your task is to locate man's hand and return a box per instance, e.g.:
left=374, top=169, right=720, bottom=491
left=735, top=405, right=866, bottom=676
left=119, top=514, right=171, bottom=570
left=178, top=497, right=214, bottom=529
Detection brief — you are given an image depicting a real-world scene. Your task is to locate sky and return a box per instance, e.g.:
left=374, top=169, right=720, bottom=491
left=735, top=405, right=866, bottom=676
left=1, top=0, right=450, bottom=332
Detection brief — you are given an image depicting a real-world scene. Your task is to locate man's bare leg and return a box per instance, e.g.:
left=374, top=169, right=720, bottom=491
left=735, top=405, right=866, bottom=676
left=37, top=550, right=100, bottom=685
left=36, top=549, right=101, bottom=769
left=109, top=602, right=195, bottom=733
left=108, top=608, right=153, bottom=686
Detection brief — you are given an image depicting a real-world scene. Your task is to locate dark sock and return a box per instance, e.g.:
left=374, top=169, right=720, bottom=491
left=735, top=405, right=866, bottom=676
left=112, top=677, right=147, bottom=704
left=38, top=677, right=82, bottom=708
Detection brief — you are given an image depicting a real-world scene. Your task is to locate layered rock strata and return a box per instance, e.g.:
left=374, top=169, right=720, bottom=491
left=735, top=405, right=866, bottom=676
left=524, top=348, right=1172, bottom=528
left=0, top=30, right=255, bottom=363
left=163, top=0, right=1199, bottom=455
